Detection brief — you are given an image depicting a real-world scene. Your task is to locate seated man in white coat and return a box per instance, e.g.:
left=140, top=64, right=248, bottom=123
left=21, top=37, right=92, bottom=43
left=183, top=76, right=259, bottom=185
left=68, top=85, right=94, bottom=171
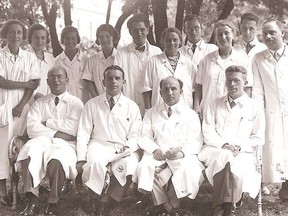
left=16, top=66, right=84, bottom=216
left=76, top=65, right=142, bottom=216
left=136, top=76, right=204, bottom=215
left=198, top=65, right=265, bottom=216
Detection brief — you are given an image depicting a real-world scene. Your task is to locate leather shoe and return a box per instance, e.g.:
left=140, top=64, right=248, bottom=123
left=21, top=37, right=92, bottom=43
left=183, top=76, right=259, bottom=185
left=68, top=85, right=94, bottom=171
left=170, top=208, right=193, bottom=216
left=62, top=179, right=73, bottom=193
left=45, top=203, right=58, bottom=216
left=144, top=204, right=167, bottom=215
left=0, top=195, right=11, bottom=206
left=20, top=204, right=40, bottom=216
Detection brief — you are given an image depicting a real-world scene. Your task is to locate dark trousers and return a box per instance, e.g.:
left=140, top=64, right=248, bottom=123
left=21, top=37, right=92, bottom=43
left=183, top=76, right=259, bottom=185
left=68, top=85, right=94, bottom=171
left=22, top=158, right=65, bottom=204
left=106, top=175, right=132, bottom=202
left=279, top=180, right=288, bottom=199
left=212, top=162, right=234, bottom=207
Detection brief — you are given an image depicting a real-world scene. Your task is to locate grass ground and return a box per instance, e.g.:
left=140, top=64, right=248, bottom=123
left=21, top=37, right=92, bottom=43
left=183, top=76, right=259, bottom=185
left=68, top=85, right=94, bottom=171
left=0, top=180, right=287, bottom=216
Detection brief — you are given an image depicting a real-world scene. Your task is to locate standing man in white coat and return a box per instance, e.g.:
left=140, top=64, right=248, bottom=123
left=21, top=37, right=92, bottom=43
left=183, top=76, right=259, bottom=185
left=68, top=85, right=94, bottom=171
left=252, top=19, right=288, bottom=199
left=115, top=13, right=161, bottom=116
left=136, top=76, right=203, bottom=215
left=16, top=66, right=83, bottom=215
left=76, top=65, right=142, bottom=216
left=199, top=65, right=265, bottom=216
left=179, top=14, right=218, bottom=67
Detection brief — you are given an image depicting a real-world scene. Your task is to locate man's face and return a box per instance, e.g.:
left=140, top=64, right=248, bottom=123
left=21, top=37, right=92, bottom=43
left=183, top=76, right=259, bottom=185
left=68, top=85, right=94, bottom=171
left=225, top=72, right=246, bottom=99
left=262, top=21, right=284, bottom=51
left=215, top=25, right=234, bottom=48
left=63, top=31, right=78, bottom=50
left=103, top=69, right=125, bottom=96
left=129, top=22, right=149, bottom=46
left=160, top=77, right=183, bottom=106
left=47, top=68, right=68, bottom=96
left=184, top=19, right=202, bottom=44
left=240, top=19, right=258, bottom=43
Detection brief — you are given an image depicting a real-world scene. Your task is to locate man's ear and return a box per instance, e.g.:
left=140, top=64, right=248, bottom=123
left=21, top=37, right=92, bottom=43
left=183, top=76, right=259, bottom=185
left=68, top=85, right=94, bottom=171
left=180, top=89, right=183, bottom=94
left=102, top=79, right=106, bottom=87
left=244, top=80, right=248, bottom=86
left=160, top=89, right=163, bottom=97
left=123, top=79, right=126, bottom=84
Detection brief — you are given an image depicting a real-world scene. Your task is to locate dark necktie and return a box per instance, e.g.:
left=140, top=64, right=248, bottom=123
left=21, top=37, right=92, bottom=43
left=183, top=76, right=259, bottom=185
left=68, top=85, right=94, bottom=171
left=109, top=97, right=115, bottom=110
left=135, top=45, right=145, bottom=52
left=191, top=44, right=197, bottom=54
left=274, top=52, right=280, bottom=61
left=230, top=101, right=236, bottom=109
left=167, top=107, right=172, bottom=117
left=245, top=43, right=254, bottom=54
left=55, top=96, right=59, bottom=106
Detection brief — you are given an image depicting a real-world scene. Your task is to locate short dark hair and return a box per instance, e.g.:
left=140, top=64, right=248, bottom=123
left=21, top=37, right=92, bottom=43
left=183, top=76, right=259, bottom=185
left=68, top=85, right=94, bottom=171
left=0, top=19, right=27, bottom=40
left=225, top=65, right=247, bottom=80
left=28, top=23, right=50, bottom=44
left=96, top=24, right=119, bottom=48
left=160, top=27, right=183, bottom=48
left=240, top=13, right=260, bottom=25
left=60, top=26, right=80, bottom=44
left=103, top=65, right=125, bottom=80
left=48, top=66, right=68, bottom=78
left=127, top=13, right=149, bottom=30
left=184, top=14, right=202, bottom=27
left=262, top=19, right=285, bottom=31
left=160, top=76, right=184, bottom=90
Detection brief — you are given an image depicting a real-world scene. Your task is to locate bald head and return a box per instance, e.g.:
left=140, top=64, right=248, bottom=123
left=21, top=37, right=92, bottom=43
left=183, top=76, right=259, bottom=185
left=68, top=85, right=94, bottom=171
left=160, top=77, right=183, bottom=106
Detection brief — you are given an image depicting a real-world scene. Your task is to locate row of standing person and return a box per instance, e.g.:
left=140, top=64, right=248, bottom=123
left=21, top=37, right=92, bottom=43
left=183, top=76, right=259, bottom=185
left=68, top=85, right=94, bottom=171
left=0, top=11, right=287, bottom=216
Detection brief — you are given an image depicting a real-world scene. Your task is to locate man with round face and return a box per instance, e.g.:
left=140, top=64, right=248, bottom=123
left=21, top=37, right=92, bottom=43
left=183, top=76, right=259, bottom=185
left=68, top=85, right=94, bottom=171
left=199, top=65, right=265, bottom=216
left=137, top=76, right=203, bottom=215
left=194, top=19, right=251, bottom=117
left=77, top=65, right=142, bottom=215
left=16, top=66, right=83, bottom=215
left=115, top=13, right=161, bottom=116
left=179, top=14, right=218, bottom=67
left=252, top=19, right=288, bottom=199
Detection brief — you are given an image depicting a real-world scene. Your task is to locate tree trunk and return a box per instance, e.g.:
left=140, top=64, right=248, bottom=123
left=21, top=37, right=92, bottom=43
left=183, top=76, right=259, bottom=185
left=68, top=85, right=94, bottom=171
left=40, top=0, right=63, bottom=57
left=114, top=10, right=133, bottom=46
left=209, top=0, right=234, bottom=43
left=63, top=0, right=72, bottom=26
left=175, top=0, right=185, bottom=31
left=106, top=0, right=113, bottom=24
left=152, top=0, right=168, bottom=47
left=192, top=0, right=203, bottom=15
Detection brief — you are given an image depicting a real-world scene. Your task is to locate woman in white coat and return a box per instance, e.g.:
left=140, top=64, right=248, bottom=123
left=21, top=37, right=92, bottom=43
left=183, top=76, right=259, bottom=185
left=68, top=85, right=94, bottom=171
left=82, top=24, right=119, bottom=98
left=0, top=20, right=40, bottom=205
left=142, top=27, right=197, bottom=110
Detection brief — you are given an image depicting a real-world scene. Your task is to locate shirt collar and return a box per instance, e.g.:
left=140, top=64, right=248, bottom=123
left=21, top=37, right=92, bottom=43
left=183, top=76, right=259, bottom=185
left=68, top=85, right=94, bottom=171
left=105, top=92, right=121, bottom=103
left=187, top=39, right=202, bottom=48
left=50, top=91, right=68, bottom=103
left=3, top=45, right=25, bottom=58
left=269, top=44, right=285, bottom=56
left=60, top=48, right=82, bottom=61
left=226, top=93, right=248, bottom=108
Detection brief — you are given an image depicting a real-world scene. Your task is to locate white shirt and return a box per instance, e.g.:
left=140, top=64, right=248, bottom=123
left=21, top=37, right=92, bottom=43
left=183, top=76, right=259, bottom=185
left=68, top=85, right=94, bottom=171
left=139, top=100, right=203, bottom=155
left=82, top=48, right=117, bottom=95
left=77, top=93, right=142, bottom=161
left=196, top=48, right=250, bottom=114
left=142, top=52, right=197, bottom=109
left=115, top=41, right=162, bottom=115
left=55, top=49, right=88, bottom=103
left=179, top=39, right=218, bottom=67
left=203, top=93, right=265, bottom=152
left=27, top=91, right=84, bottom=138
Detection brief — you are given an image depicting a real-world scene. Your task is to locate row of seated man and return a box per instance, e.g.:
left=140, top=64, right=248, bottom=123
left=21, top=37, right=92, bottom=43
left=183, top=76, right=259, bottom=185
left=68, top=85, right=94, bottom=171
left=13, top=64, right=264, bottom=216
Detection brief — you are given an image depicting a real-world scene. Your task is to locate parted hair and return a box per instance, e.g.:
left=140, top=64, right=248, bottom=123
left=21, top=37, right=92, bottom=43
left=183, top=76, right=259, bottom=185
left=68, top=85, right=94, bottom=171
left=60, top=25, right=80, bottom=44
left=96, top=24, right=119, bottom=48
left=127, top=13, right=149, bottom=30
left=28, top=23, right=50, bottom=44
left=160, top=27, right=183, bottom=48
left=214, top=19, right=237, bottom=34
left=103, top=65, right=125, bottom=80
left=0, top=19, right=27, bottom=40
left=225, top=65, right=247, bottom=80
left=241, top=13, right=260, bottom=25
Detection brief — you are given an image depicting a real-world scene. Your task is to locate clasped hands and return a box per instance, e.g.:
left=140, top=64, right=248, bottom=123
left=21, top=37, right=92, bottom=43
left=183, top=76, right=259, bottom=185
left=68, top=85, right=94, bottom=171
left=222, top=143, right=241, bottom=157
left=153, top=147, right=184, bottom=161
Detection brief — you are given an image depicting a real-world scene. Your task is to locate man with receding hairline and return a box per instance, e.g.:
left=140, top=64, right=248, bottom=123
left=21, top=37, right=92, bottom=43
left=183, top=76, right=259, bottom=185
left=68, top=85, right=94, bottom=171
left=252, top=19, right=288, bottom=200
left=136, top=76, right=203, bottom=215
left=16, top=66, right=83, bottom=215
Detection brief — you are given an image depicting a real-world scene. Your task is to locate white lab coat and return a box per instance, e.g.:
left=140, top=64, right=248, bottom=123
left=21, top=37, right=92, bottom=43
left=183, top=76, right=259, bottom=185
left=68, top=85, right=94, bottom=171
left=0, top=46, right=40, bottom=179
left=115, top=42, right=161, bottom=116
left=55, top=49, right=89, bottom=103
left=77, top=93, right=142, bottom=195
left=15, top=91, right=83, bottom=187
left=82, top=48, right=117, bottom=95
left=252, top=45, right=288, bottom=183
left=136, top=101, right=204, bottom=202
left=196, top=48, right=250, bottom=116
left=142, top=52, right=197, bottom=109
left=198, top=93, right=265, bottom=203
left=179, top=39, right=218, bottom=67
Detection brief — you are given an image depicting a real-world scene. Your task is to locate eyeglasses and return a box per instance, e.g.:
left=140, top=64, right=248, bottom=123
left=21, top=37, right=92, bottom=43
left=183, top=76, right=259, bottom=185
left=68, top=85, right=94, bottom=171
left=186, top=26, right=201, bottom=33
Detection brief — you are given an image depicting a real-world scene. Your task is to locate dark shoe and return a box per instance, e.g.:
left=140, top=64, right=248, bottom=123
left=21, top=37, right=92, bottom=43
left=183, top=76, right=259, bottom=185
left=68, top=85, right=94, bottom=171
left=144, top=205, right=167, bottom=215
left=0, top=195, right=11, bottom=206
left=170, top=208, right=193, bottom=216
left=20, top=204, right=40, bottom=216
left=62, top=179, right=73, bottom=193
left=45, top=203, right=58, bottom=216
